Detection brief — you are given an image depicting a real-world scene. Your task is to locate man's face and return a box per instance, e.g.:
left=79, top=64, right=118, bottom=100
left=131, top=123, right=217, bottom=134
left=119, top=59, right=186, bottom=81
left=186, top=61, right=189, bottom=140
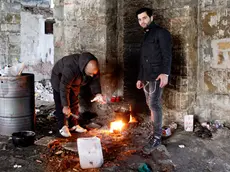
left=85, top=60, right=99, bottom=77
left=85, top=68, right=98, bottom=77
left=137, top=12, right=153, bottom=29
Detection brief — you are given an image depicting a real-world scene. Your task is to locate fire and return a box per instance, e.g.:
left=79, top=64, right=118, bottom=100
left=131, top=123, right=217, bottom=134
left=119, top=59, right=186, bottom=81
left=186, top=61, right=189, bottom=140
left=110, top=120, right=125, bottom=133
left=128, top=105, right=137, bottom=123
left=129, top=115, right=137, bottom=123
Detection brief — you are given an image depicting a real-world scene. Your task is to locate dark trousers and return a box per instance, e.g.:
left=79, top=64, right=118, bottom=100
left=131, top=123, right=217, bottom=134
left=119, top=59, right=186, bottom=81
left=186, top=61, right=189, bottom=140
left=53, top=89, right=79, bottom=129
left=144, top=80, right=163, bottom=138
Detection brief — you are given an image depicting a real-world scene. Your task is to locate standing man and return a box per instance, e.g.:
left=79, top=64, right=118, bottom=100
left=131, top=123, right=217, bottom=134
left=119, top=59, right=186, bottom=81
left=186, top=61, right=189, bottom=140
left=136, top=7, right=172, bottom=153
left=51, top=52, right=105, bottom=137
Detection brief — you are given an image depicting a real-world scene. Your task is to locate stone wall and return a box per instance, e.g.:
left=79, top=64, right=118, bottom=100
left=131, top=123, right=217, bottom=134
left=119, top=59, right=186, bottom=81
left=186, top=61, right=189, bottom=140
left=0, top=0, right=21, bottom=68
left=0, top=0, right=54, bottom=81
left=196, top=0, right=230, bottom=123
left=53, top=0, right=121, bottom=97
left=118, top=0, right=198, bottom=120
left=120, top=0, right=230, bottom=125
left=119, top=0, right=153, bottom=113
left=2, top=0, right=229, bottom=123
left=154, top=1, right=198, bottom=125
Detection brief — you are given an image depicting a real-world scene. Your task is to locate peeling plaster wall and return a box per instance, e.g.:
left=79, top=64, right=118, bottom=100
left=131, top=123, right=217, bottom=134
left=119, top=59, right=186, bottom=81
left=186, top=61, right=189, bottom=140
left=121, top=0, right=230, bottom=124
left=20, top=11, right=54, bottom=81
left=0, top=0, right=53, bottom=81
left=196, top=0, right=230, bottom=122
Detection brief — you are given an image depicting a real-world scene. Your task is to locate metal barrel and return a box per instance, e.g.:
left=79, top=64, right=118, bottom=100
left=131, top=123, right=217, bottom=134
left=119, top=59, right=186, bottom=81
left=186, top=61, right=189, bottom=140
left=0, top=73, right=35, bottom=136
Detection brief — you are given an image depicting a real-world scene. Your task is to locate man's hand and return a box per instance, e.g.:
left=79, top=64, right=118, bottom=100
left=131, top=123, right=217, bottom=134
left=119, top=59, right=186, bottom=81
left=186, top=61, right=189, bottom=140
left=62, top=106, right=71, bottom=117
left=91, top=94, right=106, bottom=104
left=156, top=74, right=168, bottom=88
left=136, top=80, right=144, bottom=89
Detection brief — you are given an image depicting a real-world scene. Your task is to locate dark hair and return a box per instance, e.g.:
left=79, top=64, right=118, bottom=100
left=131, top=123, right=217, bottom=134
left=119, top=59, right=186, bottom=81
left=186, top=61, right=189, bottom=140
left=136, top=7, right=153, bottom=18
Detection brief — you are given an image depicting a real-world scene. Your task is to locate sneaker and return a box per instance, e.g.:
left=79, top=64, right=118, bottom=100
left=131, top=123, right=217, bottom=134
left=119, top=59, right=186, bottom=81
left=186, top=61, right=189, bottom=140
left=70, top=125, right=87, bottom=133
left=142, top=136, right=161, bottom=154
left=59, top=125, right=72, bottom=137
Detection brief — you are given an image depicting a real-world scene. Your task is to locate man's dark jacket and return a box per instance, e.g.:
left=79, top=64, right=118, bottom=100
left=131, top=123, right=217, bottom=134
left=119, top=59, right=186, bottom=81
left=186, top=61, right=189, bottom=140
left=138, top=22, right=172, bottom=81
left=51, top=52, right=101, bottom=107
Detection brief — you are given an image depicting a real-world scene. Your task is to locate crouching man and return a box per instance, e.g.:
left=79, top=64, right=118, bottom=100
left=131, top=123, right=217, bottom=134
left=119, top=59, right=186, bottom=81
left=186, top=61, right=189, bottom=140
left=51, top=52, right=105, bottom=137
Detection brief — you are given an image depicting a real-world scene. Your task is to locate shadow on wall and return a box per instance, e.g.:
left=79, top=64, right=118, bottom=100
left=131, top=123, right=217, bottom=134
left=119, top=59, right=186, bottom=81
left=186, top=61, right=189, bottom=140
left=168, top=34, right=185, bottom=90
left=123, top=44, right=148, bottom=115
left=154, top=12, right=186, bottom=107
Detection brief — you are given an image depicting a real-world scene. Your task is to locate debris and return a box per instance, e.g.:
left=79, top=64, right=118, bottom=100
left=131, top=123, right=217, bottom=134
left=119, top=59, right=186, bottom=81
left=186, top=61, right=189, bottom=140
left=47, top=140, right=63, bottom=154
left=13, top=164, right=22, bottom=168
left=138, top=163, right=152, bottom=172
left=47, top=111, right=56, bottom=120
left=0, top=62, right=24, bottom=77
left=35, top=109, right=40, bottom=113
left=85, top=122, right=102, bottom=130
left=178, top=145, right=185, bottom=148
left=55, top=150, right=63, bottom=155
left=47, top=140, right=60, bottom=148
left=62, top=142, right=78, bottom=152
left=162, top=127, right=171, bottom=137
left=184, top=115, right=194, bottom=132
left=195, top=126, right=212, bottom=138
left=36, top=160, right=42, bottom=163
left=48, top=131, right=53, bottom=134
left=2, top=144, right=6, bottom=150
left=169, top=122, right=177, bottom=131
left=35, top=80, right=53, bottom=102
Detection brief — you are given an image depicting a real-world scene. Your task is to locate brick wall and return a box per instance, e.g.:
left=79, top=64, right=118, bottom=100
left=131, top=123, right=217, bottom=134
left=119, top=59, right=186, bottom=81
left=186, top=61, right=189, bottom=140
left=0, top=1, right=21, bottom=68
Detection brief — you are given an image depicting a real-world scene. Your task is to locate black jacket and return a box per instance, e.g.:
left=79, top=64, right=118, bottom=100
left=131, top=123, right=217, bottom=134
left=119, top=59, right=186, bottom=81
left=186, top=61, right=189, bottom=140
left=138, top=22, right=172, bottom=81
left=51, top=52, right=101, bottom=107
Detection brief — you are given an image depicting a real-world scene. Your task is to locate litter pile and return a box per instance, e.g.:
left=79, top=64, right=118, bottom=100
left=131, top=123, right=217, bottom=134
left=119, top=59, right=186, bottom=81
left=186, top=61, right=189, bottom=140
left=194, top=120, right=225, bottom=138
left=35, top=80, right=53, bottom=102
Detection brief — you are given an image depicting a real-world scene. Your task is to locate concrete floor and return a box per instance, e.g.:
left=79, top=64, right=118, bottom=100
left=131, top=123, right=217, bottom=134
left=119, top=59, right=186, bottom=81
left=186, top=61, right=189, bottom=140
left=0, top=116, right=230, bottom=172
left=165, top=128, right=230, bottom=172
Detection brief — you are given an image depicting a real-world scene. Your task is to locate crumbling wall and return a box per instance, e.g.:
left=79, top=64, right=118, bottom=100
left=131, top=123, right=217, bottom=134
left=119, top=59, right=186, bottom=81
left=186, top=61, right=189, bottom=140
left=118, top=0, right=153, bottom=114
left=0, top=0, right=54, bottom=81
left=0, top=0, right=21, bottom=68
left=195, top=0, right=230, bottom=122
left=20, top=10, right=54, bottom=81
left=53, top=0, right=120, bottom=97
left=152, top=1, right=198, bottom=125
left=119, top=0, right=198, bottom=121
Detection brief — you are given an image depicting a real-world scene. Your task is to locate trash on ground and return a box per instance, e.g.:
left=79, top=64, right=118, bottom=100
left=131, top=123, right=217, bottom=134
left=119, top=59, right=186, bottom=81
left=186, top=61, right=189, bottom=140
left=138, top=163, right=152, bottom=172
left=77, top=137, right=103, bottom=169
left=184, top=115, right=194, bottom=132
left=55, top=150, right=63, bottom=155
left=36, top=160, right=42, bottom=163
left=162, top=127, right=171, bottom=137
left=178, top=145, right=185, bottom=148
left=13, top=164, right=22, bottom=168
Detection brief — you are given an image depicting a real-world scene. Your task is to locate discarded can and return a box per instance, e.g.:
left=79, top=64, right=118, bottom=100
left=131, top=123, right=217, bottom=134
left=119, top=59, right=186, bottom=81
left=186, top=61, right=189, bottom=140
left=116, top=96, right=121, bottom=102
left=162, top=127, right=171, bottom=137
left=110, top=96, right=116, bottom=102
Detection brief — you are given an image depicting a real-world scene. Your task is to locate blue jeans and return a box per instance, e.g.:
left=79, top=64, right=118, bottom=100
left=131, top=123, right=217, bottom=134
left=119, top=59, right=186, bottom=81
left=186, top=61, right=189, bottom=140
left=144, top=80, right=163, bottom=138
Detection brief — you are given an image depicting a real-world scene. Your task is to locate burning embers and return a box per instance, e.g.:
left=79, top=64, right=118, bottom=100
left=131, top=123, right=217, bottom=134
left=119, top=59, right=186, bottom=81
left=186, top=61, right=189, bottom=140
left=110, top=106, right=137, bottom=133
left=110, top=120, right=125, bottom=133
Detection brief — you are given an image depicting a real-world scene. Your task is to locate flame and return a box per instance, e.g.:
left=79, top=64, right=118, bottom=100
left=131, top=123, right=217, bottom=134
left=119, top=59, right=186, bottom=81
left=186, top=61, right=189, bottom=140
left=129, top=115, right=137, bottom=123
left=110, top=120, right=125, bottom=133
left=128, top=105, right=137, bottom=123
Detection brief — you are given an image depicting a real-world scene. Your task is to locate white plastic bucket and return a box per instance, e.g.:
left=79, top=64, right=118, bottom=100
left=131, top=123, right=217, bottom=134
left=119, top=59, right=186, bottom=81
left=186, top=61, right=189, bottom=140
left=77, top=137, right=104, bottom=169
